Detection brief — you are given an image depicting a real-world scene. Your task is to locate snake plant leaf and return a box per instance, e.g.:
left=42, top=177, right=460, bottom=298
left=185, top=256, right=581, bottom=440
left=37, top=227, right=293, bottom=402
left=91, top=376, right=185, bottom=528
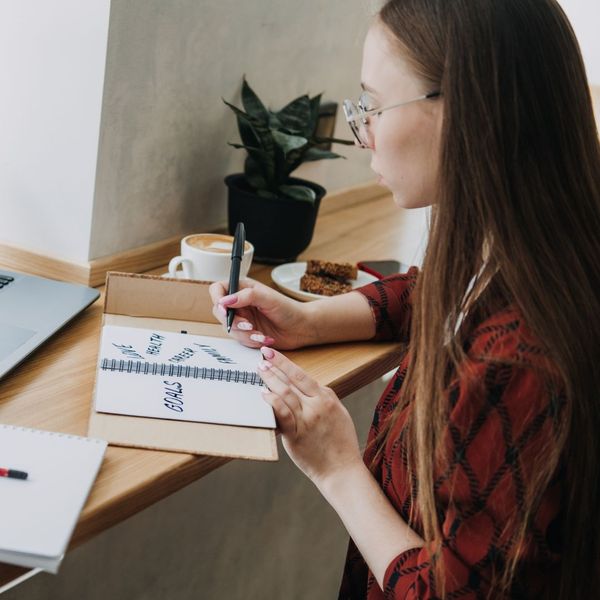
left=235, top=114, right=262, bottom=148
left=271, top=130, right=308, bottom=156
left=241, top=77, right=269, bottom=124
left=223, top=98, right=268, bottom=137
left=268, top=112, right=283, bottom=130
left=228, top=141, right=268, bottom=164
left=314, top=135, right=355, bottom=146
left=224, top=98, right=277, bottom=181
left=238, top=120, right=261, bottom=148
left=223, top=99, right=263, bottom=147
left=277, top=95, right=312, bottom=134
left=244, top=155, right=268, bottom=189
left=222, top=99, right=254, bottom=124
left=278, top=184, right=316, bottom=203
left=229, top=143, right=275, bottom=183
left=303, top=147, right=345, bottom=161
left=307, top=93, right=322, bottom=137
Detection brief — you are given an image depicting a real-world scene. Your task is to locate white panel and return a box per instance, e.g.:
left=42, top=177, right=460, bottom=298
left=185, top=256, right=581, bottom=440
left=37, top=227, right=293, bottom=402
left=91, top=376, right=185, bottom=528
left=0, top=1, right=111, bottom=262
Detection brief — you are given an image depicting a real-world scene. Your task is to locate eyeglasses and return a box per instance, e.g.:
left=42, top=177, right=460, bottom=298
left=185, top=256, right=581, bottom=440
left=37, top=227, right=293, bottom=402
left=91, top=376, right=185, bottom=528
left=342, top=90, right=441, bottom=148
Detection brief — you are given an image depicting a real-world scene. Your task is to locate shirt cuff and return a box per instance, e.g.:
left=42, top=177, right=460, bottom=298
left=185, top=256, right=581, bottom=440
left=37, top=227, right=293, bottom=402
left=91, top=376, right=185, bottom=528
left=355, top=267, right=419, bottom=342
left=382, top=546, right=424, bottom=598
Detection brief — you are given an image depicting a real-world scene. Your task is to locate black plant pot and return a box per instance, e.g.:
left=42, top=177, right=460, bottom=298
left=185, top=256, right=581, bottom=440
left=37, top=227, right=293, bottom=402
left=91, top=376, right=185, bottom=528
left=225, top=173, right=326, bottom=264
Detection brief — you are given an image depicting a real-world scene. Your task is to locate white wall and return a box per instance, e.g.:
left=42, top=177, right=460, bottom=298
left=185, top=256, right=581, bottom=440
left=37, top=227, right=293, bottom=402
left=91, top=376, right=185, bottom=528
left=0, top=1, right=110, bottom=262
left=558, top=0, right=600, bottom=85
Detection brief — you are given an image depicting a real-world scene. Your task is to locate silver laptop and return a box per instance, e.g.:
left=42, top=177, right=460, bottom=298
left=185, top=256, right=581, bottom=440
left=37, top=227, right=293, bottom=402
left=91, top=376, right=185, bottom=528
left=0, top=269, right=100, bottom=379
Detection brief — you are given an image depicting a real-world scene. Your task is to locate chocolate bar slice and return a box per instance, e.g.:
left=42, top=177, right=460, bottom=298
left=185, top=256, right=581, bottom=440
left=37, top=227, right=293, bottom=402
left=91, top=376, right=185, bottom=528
left=306, top=260, right=358, bottom=281
left=300, top=273, right=352, bottom=296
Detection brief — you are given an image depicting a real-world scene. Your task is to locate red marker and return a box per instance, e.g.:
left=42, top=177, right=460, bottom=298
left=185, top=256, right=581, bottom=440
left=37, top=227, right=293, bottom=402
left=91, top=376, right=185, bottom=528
left=0, top=467, right=28, bottom=480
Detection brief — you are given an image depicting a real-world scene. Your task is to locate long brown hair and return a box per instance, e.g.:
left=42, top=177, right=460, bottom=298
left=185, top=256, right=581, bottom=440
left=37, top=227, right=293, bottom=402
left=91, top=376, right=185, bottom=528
left=375, top=0, right=600, bottom=597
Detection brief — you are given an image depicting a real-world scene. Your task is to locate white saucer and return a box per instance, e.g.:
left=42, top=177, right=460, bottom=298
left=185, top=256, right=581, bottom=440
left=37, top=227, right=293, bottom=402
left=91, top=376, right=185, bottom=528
left=271, top=262, right=378, bottom=302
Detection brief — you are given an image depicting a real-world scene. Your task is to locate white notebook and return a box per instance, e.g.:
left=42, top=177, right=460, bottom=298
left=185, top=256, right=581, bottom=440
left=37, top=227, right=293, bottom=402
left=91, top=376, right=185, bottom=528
left=0, top=425, right=107, bottom=573
left=95, top=325, right=275, bottom=429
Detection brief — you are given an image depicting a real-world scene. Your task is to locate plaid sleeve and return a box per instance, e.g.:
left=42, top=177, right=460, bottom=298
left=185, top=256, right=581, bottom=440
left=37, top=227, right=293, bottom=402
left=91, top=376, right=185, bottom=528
left=355, top=267, right=419, bottom=342
left=381, top=360, right=564, bottom=599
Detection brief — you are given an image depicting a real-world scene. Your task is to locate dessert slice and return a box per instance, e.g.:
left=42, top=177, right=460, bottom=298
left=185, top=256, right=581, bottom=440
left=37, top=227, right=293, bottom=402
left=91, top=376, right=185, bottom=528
left=306, top=260, right=358, bottom=281
left=300, top=273, right=352, bottom=296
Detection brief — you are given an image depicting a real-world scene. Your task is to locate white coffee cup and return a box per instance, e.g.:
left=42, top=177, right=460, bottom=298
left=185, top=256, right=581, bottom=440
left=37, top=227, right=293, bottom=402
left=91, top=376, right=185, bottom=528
left=168, top=233, right=254, bottom=282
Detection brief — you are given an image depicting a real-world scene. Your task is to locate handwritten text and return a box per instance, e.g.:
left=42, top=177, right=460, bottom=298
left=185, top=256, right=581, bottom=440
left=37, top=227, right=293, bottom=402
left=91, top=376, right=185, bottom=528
left=146, top=333, right=166, bottom=356
left=163, top=380, right=184, bottom=413
left=194, top=343, right=236, bottom=365
left=112, top=343, right=144, bottom=360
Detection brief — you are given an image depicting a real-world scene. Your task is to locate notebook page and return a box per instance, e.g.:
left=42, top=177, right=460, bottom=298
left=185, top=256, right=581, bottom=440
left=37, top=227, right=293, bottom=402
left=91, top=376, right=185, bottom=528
left=94, top=325, right=275, bottom=429
left=0, top=425, right=107, bottom=569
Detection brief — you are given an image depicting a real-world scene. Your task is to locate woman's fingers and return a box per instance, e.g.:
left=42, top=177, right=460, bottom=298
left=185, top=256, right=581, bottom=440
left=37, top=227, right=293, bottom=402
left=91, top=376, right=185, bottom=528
left=258, top=360, right=295, bottom=395
left=218, top=280, right=278, bottom=314
left=211, top=279, right=277, bottom=346
left=258, top=360, right=303, bottom=414
left=208, top=281, right=229, bottom=305
left=211, top=301, right=274, bottom=347
left=261, top=390, right=298, bottom=436
left=233, top=323, right=275, bottom=347
left=259, top=347, right=321, bottom=397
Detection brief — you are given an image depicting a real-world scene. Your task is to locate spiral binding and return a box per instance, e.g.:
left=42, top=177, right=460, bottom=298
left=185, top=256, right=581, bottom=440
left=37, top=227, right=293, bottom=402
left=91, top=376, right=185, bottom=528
left=99, top=358, right=265, bottom=387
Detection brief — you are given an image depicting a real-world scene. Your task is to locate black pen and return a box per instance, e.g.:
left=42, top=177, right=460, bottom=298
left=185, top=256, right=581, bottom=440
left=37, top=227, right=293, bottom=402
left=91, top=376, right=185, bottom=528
left=0, top=467, right=28, bottom=480
left=226, top=222, right=246, bottom=333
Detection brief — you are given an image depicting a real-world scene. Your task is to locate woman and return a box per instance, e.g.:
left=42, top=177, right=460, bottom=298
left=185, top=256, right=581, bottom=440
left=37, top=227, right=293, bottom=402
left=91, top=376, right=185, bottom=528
left=210, top=0, right=600, bottom=597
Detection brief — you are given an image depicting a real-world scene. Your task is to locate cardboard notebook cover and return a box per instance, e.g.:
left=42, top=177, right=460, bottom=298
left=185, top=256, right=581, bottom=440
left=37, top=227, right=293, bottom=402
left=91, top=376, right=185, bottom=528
left=87, top=272, right=278, bottom=461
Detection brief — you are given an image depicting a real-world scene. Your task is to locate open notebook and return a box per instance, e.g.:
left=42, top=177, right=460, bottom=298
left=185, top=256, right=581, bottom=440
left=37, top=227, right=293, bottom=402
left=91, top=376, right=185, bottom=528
left=0, top=425, right=107, bottom=573
left=95, top=325, right=275, bottom=429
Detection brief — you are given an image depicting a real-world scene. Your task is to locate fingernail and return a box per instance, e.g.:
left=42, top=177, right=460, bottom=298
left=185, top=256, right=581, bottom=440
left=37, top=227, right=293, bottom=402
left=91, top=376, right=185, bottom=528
left=217, top=305, right=227, bottom=316
left=258, top=360, right=272, bottom=371
left=261, top=346, right=274, bottom=359
left=220, top=295, right=237, bottom=306
left=250, top=333, right=265, bottom=343
left=237, top=321, right=253, bottom=331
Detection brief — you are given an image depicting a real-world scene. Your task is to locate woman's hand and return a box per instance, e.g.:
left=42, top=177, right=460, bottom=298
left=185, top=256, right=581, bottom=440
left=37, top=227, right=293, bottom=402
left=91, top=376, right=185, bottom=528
left=257, top=346, right=363, bottom=486
left=209, top=278, right=316, bottom=350
left=257, top=346, right=424, bottom=590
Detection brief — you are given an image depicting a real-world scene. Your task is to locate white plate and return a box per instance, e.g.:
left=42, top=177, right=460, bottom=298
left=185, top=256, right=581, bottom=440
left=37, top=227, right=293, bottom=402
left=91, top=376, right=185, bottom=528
left=271, top=262, right=378, bottom=302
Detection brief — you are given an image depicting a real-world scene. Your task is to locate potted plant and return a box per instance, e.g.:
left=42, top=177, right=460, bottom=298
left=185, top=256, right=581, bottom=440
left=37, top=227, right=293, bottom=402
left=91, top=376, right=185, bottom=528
left=224, top=78, right=353, bottom=263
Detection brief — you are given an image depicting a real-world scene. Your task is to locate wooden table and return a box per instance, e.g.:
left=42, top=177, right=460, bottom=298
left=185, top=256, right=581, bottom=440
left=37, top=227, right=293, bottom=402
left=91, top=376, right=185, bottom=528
left=0, top=189, right=413, bottom=587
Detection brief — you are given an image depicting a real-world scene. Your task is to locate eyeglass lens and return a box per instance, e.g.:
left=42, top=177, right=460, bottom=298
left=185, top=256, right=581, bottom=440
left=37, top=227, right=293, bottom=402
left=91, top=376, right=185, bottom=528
left=343, top=99, right=369, bottom=146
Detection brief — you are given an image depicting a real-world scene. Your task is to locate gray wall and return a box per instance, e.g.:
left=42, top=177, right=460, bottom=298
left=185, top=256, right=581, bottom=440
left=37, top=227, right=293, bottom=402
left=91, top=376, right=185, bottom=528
left=89, top=0, right=375, bottom=260
left=5, top=379, right=386, bottom=600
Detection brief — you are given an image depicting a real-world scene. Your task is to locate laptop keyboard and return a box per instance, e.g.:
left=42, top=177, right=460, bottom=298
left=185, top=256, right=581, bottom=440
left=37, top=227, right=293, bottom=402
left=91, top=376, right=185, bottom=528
left=0, top=274, right=15, bottom=289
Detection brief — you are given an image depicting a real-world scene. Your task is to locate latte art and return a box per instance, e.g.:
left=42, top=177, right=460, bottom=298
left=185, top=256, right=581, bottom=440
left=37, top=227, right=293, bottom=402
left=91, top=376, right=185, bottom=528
left=186, top=234, right=250, bottom=254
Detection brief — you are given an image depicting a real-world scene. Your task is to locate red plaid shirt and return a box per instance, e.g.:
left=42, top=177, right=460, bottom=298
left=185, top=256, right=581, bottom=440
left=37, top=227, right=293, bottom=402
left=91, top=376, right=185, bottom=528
left=339, top=268, right=564, bottom=599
